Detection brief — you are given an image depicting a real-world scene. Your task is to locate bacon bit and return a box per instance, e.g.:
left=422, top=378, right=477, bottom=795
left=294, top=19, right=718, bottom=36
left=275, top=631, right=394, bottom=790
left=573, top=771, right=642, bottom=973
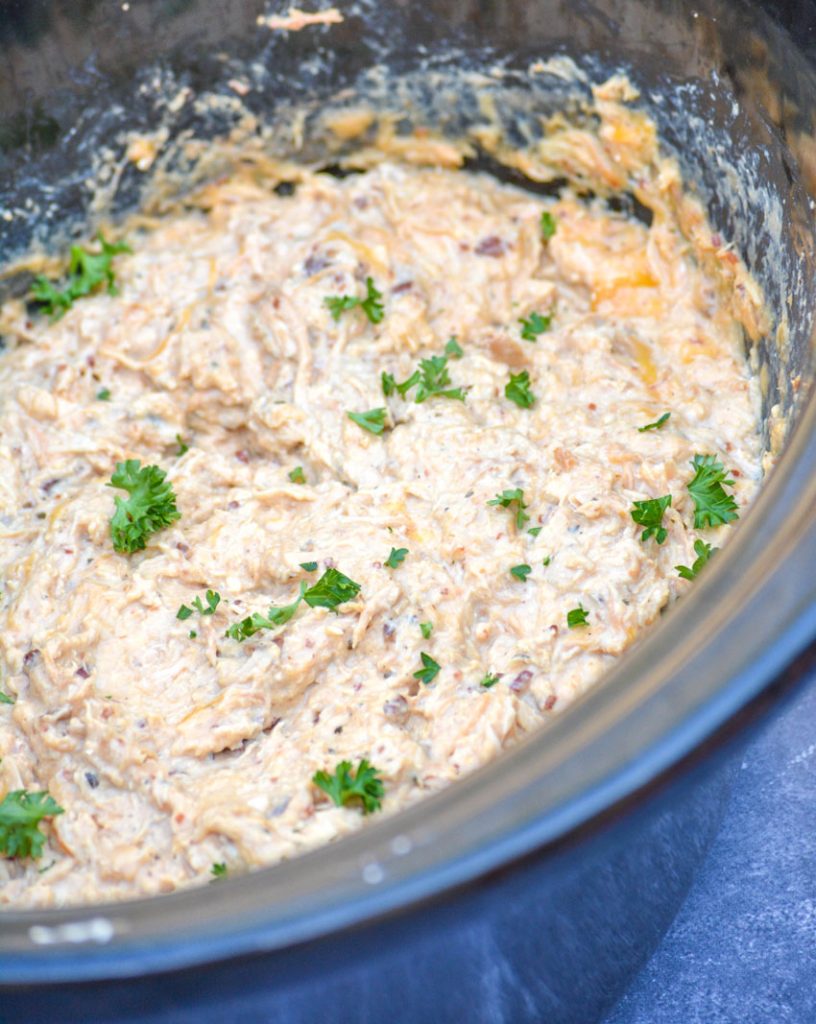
left=543, top=694, right=557, bottom=711
left=235, top=450, right=250, bottom=464
left=353, top=196, right=369, bottom=210
left=176, top=542, right=191, bottom=556
left=588, top=402, right=597, bottom=411
left=510, top=669, right=534, bottom=693
left=41, top=478, right=61, bottom=494
left=101, top=706, right=114, bottom=720
left=63, top=548, right=74, bottom=555
left=227, top=501, right=240, bottom=510
left=304, top=252, right=329, bottom=276
left=383, top=695, right=409, bottom=721
left=75, top=666, right=91, bottom=679
left=474, top=235, right=508, bottom=257
left=23, top=649, right=40, bottom=669
left=732, top=468, right=741, bottom=478
left=392, top=280, right=413, bottom=294
left=175, top=813, right=185, bottom=824
left=272, top=296, right=281, bottom=310
left=549, top=624, right=559, bottom=636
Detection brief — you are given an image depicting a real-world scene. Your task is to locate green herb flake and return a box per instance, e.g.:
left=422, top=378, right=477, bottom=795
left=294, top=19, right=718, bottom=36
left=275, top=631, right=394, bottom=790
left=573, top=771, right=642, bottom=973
left=567, top=604, right=590, bottom=628
left=630, top=494, right=672, bottom=544
left=176, top=604, right=193, bottom=621
left=542, top=556, right=551, bottom=567
left=108, top=460, right=181, bottom=554
left=445, top=336, right=464, bottom=359
left=193, top=590, right=221, bottom=616
left=528, top=526, right=543, bottom=537
left=480, top=673, right=501, bottom=689
left=687, top=455, right=739, bottom=528
left=487, top=488, right=530, bottom=530
left=385, top=547, right=408, bottom=569
left=303, top=567, right=362, bottom=612
left=381, top=371, right=396, bottom=397
left=347, top=407, right=388, bottom=435
left=30, top=233, right=131, bottom=319
left=313, top=759, right=384, bottom=814
left=288, top=466, right=306, bottom=484
left=188, top=630, right=197, bottom=639
left=519, top=311, right=552, bottom=342
left=676, top=538, right=718, bottom=581
left=540, top=211, right=557, bottom=241
left=510, top=563, right=532, bottom=582
left=325, top=277, right=384, bottom=324
left=225, top=582, right=307, bottom=642
left=638, top=412, right=671, bottom=433
left=175, top=434, right=189, bottom=456
left=505, top=369, right=536, bottom=409
left=96, top=388, right=111, bottom=401
left=420, top=621, right=433, bottom=639
left=414, top=355, right=467, bottom=404
left=300, top=561, right=318, bottom=572
left=0, top=789, right=64, bottom=860
left=0, top=691, right=15, bottom=705
left=413, top=651, right=441, bottom=685
left=211, top=862, right=228, bottom=879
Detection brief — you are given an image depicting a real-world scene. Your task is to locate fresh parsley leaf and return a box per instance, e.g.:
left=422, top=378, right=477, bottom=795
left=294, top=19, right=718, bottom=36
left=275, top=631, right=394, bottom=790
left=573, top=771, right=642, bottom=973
left=542, top=555, right=551, bottom=566
left=445, top=336, right=464, bottom=359
left=176, top=434, right=189, bottom=456
left=303, top=567, right=361, bottom=612
left=288, top=466, right=306, bottom=484
left=480, top=673, right=500, bottom=689
left=0, top=691, right=15, bottom=705
left=631, top=495, right=672, bottom=544
left=96, top=388, right=111, bottom=401
left=313, top=759, right=385, bottom=814
left=528, top=526, right=542, bottom=537
left=395, top=370, right=421, bottom=397
left=687, top=455, right=739, bottom=528
left=325, top=277, right=384, bottom=324
left=488, top=488, right=530, bottom=530
left=381, top=371, right=396, bottom=396
left=638, top=412, right=670, bottom=433
left=31, top=233, right=131, bottom=319
left=567, top=604, right=590, bottom=628
left=188, top=630, right=197, bottom=639
left=676, top=539, right=717, bottom=581
left=108, top=460, right=181, bottom=554
left=193, top=590, right=221, bottom=616
left=540, top=211, right=557, bottom=241
left=510, top=563, right=532, bottom=582
left=211, top=862, right=228, bottom=879
left=420, top=621, right=433, bottom=639
left=225, top=582, right=307, bottom=642
left=300, top=561, right=318, bottom=572
left=414, top=355, right=466, bottom=404
left=413, top=652, right=441, bottom=685
left=519, top=311, right=552, bottom=342
left=348, top=407, right=387, bottom=435
left=177, top=605, right=193, bottom=621
left=0, top=789, right=64, bottom=860
left=505, top=370, right=536, bottom=409
left=385, top=547, right=408, bottom=569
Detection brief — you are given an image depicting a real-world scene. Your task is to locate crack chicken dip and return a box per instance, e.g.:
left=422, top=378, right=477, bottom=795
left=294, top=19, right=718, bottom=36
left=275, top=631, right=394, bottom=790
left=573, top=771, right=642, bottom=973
left=0, top=82, right=765, bottom=907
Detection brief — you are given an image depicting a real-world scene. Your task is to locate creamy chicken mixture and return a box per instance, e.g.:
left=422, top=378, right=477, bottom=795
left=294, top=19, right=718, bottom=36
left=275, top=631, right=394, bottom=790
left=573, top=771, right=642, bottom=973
left=0, top=109, right=764, bottom=906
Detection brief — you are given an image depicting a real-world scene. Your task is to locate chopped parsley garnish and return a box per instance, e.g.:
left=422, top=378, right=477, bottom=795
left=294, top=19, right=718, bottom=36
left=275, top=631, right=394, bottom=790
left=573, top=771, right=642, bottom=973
left=175, top=434, right=189, bottom=456
left=225, top=582, right=307, bottom=642
left=676, top=539, right=717, bottom=581
left=687, top=455, right=739, bottom=528
left=211, top=862, right=228, bottom=879
left=0, top=789, right=64, bottom=860
left=445, top=336, right=464, bottom=359
left=347, top=407, right=387, bottom=435
left=313, top=759, right=384, bottom=814
left=519, top=311, right=551, bottom=342
left=188, top=630, right=197, bottom=639
left=325, top=277, right=384, bottom=324
left=567, top=604, right=590, bottom=628
left=381, top=371, right=396, bottom=396
left=288, top=466, right=306, bottom=484
left=480, top=673, right=500, bottom=689
left=108, top=460, right=181, bottom=554
left=413, top=652, right=441, bottom=685
left=528, top=526, right=542, bottom=537
left=505, top=370, right=536, bottom=409
left=510, top=564, right=532, bottom=582
left=30, top=233, right=132, bottom=319
left=178, top=589, right=221, bottom=621
left=638, top=412, right=671, bottom=433
left=385, top=547, right=408, bottom=569
left=420, top=621, right=433, bottom=639
left=488, top=488, right=530, bottom=530
left=300, top=561, right=318, bottom=572
left=630, top=495, right=672, bottom=544
left=96, top=388, right=111, bottom=401
left=414, top=356, right=467, bottom=403
left=540, top=211, right=557, bottom=240
left=542, top=555, right=551, bottom=566
left=303, top=567, right=362, bottom=612
left=0, top=691, right=14, bottom=705
left=395, top=371, right=420, bottom=397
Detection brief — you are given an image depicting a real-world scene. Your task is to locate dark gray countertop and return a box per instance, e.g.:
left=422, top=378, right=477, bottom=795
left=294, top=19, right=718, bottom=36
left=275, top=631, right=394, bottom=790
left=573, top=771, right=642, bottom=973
left=605, top=675, right=816, bottom=1024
